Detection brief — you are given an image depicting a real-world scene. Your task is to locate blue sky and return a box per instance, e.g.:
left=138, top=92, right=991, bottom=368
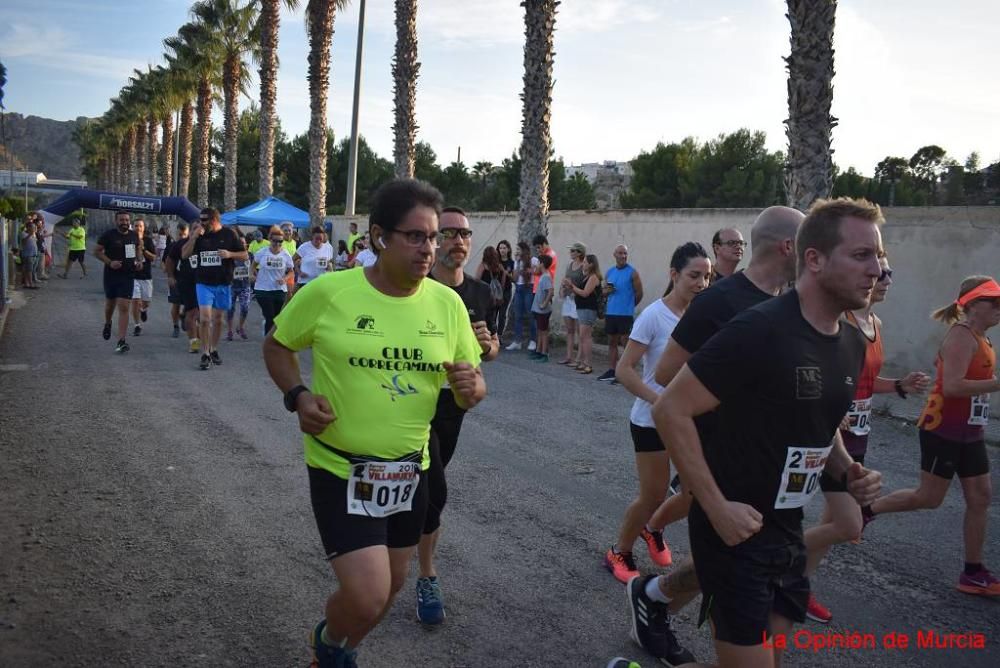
left=2, top=0, right=998, bottom=176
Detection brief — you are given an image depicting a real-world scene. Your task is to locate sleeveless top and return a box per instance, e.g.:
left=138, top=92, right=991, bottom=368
left=839, top=311, right=884, bottom=457
left=605, top=264, right=636, bottom=317
left=574, top=272, right=599, bottom=310
left=918, top=324, right=995, bottom=443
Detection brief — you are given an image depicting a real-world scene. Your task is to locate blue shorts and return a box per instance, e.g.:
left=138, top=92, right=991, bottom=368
left=195, top=283, right=232, bottom=310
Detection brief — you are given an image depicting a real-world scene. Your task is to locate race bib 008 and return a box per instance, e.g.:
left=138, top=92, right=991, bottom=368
left=346, top=461, right=419, bottom=518
left=774, top=445, right=832, bottom=510
left=200, top=250, right=222, bottom=267
left=846, top=398, right=872, bottom=436
left=969, top=394, right=990, bottom=426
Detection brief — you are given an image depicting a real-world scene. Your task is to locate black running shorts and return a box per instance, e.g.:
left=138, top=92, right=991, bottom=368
left=68, top=250, right=86, bottom=263
left=103, top=272, right=134, bottom=300
left=178, top=279, right=198, bottom=311
left=605, top=315, right=634, bottom=336
left=308, top=465, right=429, bottom=560
left=689, top=503, right=809, bottom=646
left=920, top=430, right=989, bottom=479
left=630, top=422, right=665, bottom=453
left=423, top=390, right=468, bottom=535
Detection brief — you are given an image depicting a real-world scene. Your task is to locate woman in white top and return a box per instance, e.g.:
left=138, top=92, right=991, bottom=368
left=294, top=226, right=335, bottom=290
left=603, top=242, right=711, bottom=584
left=251, top=225, right=295, bottom=335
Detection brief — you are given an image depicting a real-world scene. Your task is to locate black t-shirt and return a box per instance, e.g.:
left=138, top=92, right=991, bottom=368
left=167, top=238, right=195, bottom=281
left=687, top=290, right=866, bottom=545
left=433, top=272, right=496, bottom=334
left=192, top=226, right=244, bottom=286
left=97, top=228, right=141, bottom=275
left=133, top=235, right=157, bottom=280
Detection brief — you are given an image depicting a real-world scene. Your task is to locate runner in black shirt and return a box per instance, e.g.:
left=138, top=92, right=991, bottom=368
left=416, top=206, right=498, bottom=626
left=625, top=206, right=802, bottom=665
left=650, top=199, right=884, bottom=666
left=166, top=223, right=202, bottom=352
left=181, top=207, right=247, bottom=369
left=95, top=211, right=142, bottom=353
left=163, top=222, right=189, bottom=339
left=129, top=218, right=158, bottom=336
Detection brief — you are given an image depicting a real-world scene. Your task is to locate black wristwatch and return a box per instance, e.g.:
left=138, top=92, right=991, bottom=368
left=894, top=379, right=907, bottom=399
left=284, top=385, right=310, bottom=412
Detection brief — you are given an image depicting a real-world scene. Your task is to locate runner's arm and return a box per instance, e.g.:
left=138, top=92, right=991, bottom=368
left=262, top=334, right=336, bottom=433
left=824, top=431, right=882, bottom=506
left=632, top=269, right=644, bottom=305
left=653, top=336, right=692, bottom=387
left=615, top=339, right=657, bottom=405
left=180, top=231, right=199, bottom=259
left=872, top=371, right=930, bottom=395
left=940, top=327, right=1000, bottom=397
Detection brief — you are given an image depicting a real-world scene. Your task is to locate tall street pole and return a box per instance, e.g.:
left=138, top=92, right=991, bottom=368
left=344, top=0, right=366, bottom=217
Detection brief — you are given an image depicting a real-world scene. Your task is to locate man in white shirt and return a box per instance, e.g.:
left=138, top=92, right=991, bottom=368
left=353, top=244, right=378, bottom=268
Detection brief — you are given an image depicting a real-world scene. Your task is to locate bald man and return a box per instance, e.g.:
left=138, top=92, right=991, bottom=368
left=600, top=244, right=644, bottom=382
left=710, top=227, right=746, bottom=283
left=625, top=206, right=804, bottom=666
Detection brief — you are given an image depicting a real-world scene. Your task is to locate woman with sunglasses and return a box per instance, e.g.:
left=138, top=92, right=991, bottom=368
left=803, top=255, right=930, bottom=623
left=252, top=225, right=295, bottom=335
left=865, top=275, right=1000, bottom=596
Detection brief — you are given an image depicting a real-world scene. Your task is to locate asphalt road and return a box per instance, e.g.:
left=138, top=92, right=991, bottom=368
left=1, top=252, right=998, bottom=667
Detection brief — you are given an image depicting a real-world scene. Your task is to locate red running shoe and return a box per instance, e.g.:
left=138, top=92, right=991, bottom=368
left=639, top=526, right=673, bottom=567
left=957, top=567, right=1000, bottom=596
left=604, top=548, right=640, bottom=584
left=806, top=594, right=832, bottom=623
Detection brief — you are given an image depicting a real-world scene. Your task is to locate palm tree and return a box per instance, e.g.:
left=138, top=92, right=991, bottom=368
left=518, top=0, right=558, bottom=242
left=258, top=0, right=299, bottom=198
left=191, top=0, right=260, bottom=212
left=392, top=0, right=419, bottom=178
left=784, top=0, right=837, bottom=212
left=163, top=39, right=202, bottom=200
left=305, top=0, right=350, bottom=227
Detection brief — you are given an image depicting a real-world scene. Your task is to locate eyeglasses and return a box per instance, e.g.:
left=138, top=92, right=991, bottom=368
left=270, top=236, right=284, bottom=242
left=439, top=228, right=473, bottom=240
left=720, top=240, right=747, bottom=249
left=199, top=217, right=210, bottom=222
left=879, top=268, right=893, bottom=282
left=387, top=229, right=439, bottom=248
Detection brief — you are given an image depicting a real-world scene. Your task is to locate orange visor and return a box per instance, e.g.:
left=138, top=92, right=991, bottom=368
left=957, top=279, right=1000, bottom=307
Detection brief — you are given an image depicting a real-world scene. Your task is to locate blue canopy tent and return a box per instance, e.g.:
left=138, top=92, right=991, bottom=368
left=220, top=196, right=310, bottom=229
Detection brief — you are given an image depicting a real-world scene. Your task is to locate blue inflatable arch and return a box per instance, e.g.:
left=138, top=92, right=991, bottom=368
left=38, top=188, right=201, bottom=231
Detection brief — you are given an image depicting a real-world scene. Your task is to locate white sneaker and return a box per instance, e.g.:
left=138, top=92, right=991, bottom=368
left=505, top=341, right=522, bottom=351
left=527, top=340, right=537, bottom=351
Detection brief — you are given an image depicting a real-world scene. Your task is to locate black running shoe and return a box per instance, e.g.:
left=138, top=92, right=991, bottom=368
left=102, top=322, right=111, bottom=340
left=627, top=575, right=696, bottom=667
left=133, top=324, right=142, bottom=337
left=200, top=354, right=212, bottom=370
left=140, top=309, right=148, bottom=322
left=210, top=350, right=222, bottom=366
left=115, top=339, right=130, bottom=354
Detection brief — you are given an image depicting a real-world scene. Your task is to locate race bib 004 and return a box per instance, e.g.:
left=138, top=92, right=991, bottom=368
left=846, top=398, right=872, bottom=436
left=200, top=250, right=222, bottom=267
left=346, top=461, right=420, bottom=518
left=969, top=394, right=990, bottom=426
left=774, top=445, right=832, bottom=510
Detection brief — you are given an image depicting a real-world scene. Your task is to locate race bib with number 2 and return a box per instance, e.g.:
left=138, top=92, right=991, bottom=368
left=774, top=445, right=832, bottom=510
left=969, top=394, right=990, bottom=426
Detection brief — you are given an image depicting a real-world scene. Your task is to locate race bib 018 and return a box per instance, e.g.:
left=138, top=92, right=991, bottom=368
left=846, top=398, right=872, bottom=436
left=346, top=461, right=420, bottom=518
left=774, top=445, right=832, bottom=510
left=200, top=250, right=222, bottom=267
left=969, top=394, right=990, bottom=426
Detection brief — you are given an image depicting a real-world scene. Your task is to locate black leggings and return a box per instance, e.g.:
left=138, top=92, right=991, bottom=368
left=255, top=289, right=286, bottom=334
left=497, top=292, right=512, bottom=340
left=423, top=390, right=468, bottom=535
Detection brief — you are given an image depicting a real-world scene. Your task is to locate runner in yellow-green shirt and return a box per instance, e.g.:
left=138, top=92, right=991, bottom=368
left=58, top=218, right=88, bottom=278
left=247, top=228, right=268, bottom=257
left=263, top=179, right=486, bottom=668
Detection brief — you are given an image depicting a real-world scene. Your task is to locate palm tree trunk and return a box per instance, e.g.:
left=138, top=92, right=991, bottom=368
left=518, top=0, right=558, bottom=242
left=136, top=121, right=148, bottom=194
left=119, top=139, right=129, bottom=191
left=223, top=53, right=240, bottom=211
left=196, top=76, right=213, bottom=207
left=148, top=115, right=159, bottom=195
left=307, top=0, right=338, bottom=226
left=258, top=0, right=280, bottom=198
left=161, top=113, right=175, bottom=198
left=784, top=0, right=837, bottom=212
left=392, top=0, right=419, bottom=179
left=127, top=125, right=138, bottom=192
left=179, top=100, right=194, bottom=200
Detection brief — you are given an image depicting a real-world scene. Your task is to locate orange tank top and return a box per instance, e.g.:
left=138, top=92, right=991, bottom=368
left=918, top=324, right=995, bottom=442
left=840, top=312, right=884, bottom=456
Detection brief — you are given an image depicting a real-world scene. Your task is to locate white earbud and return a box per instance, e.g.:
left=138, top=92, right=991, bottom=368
left=377, top=237, right=387, bottom=249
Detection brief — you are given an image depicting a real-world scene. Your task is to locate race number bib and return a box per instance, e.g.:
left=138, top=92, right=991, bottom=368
left=124, top=244, right=136, bottom=259
left=265, top=256, right=285, bottom=269
left=316, top=257, right=328, bottom=269
left=774, top=445, right=832, bottom=510
left=233, top=265, right=249, bottom=279
left=188, top=255, right=198, bottom=269
left=845, top=398, right=872, bottom=436
left=969, top=394, right=990, bottom=426
left=199, top=250, right=222, bottom=267
left=346, top=460, right=420, bottom=518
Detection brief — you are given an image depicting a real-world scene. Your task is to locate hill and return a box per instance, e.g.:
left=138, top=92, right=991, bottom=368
left=0, top=112, right=87, bottom=179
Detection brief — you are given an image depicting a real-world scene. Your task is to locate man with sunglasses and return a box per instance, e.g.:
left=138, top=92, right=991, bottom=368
left=416, top=206, right=499, bottom=625
left=263, top=179, right=485, bottom=668
left=181, top=207, right=247, bottom=370
left=711, top=228, right=746, bottom=283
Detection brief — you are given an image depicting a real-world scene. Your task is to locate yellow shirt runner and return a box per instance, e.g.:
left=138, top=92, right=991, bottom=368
left=273, top=269, right=482, bottom=479
left=68, top=226, right=86, bottom=251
